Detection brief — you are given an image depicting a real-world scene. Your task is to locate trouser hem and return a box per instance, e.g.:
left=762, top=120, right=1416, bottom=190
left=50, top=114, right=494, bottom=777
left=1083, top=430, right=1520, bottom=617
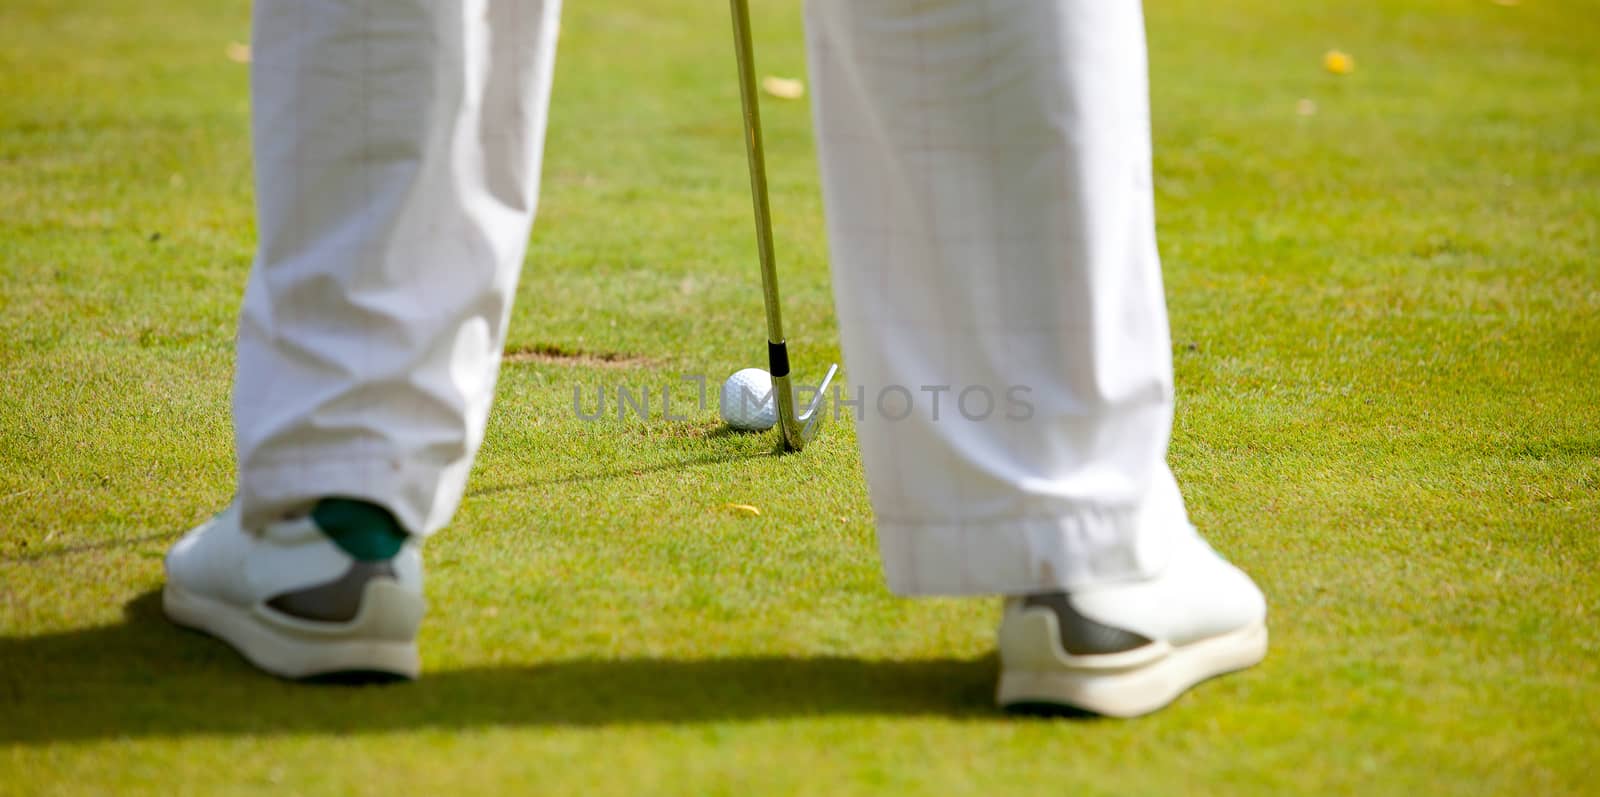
left=877, top=508, right=1158, bottom=596
left=238, top=455, right=457, bottom=537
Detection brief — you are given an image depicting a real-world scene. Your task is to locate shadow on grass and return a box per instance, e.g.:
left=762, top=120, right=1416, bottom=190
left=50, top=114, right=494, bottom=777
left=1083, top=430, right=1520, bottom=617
left=0, top=590, right=1010, bottom=744
left=1, top=532, right=177, bottom=564
left=468, top=448, right=778, bottom=497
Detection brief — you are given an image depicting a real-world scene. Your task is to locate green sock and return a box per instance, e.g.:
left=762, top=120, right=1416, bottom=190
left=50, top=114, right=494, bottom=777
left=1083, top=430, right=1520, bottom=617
left=311, top=498, right=409, bottom=561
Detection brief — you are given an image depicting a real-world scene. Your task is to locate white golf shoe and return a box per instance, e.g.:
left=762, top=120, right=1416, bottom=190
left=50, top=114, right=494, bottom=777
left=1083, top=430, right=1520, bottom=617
left=163, top=504, right=425, bottom=680
left=996, top=527, right=1267, bottom=717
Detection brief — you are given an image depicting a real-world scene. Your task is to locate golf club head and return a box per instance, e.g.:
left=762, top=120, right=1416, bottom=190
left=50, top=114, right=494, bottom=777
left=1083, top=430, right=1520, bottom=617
left=773, top=363, right=838, bottom=452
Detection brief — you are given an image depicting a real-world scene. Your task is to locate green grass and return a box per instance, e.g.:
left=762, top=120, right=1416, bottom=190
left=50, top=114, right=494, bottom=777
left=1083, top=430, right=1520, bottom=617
left=2, top=0, right=1597, bottom=793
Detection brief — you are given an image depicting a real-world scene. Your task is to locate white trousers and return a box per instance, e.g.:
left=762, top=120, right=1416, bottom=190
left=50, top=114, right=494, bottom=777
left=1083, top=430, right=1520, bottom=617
left=236, top=0, right=561, bottom=537
left=236, top=0, right=1189, bottom=595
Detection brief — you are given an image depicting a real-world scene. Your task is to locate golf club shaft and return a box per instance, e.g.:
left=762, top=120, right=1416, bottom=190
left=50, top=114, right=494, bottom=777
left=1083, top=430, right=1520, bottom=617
left=729, top=0, right=807, bottom=450
left=728, top=0, right=786, bottom=353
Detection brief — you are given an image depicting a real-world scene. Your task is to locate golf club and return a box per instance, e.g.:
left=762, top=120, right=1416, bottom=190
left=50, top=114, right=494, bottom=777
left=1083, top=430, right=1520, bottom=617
left=728, top=0, right=837, bottom=452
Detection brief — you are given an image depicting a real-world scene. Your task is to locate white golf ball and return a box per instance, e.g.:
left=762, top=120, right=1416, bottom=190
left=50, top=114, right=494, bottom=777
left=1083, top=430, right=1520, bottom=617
left=720, top=368, right=778, bottom=431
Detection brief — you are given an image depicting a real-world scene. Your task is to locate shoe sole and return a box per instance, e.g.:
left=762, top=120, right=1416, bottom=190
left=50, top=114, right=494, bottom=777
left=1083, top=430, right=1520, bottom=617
left=163, top=581, right=421, bottom=681
left=997, top=621, right=1267, bottom=718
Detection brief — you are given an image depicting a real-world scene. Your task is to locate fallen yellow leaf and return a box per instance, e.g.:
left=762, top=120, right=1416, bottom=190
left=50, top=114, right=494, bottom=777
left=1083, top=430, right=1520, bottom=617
left=761, top=76, right=804, bottom=100
left=723, top=503, right=761, bottom=516
left=1323, top=49, right=1354, bottom=75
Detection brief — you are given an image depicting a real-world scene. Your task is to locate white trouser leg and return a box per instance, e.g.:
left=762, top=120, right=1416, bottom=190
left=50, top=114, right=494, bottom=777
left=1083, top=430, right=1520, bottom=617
left=806, top=0, right=1190, bottom=595
left=235, top=0, right=562, bottom=535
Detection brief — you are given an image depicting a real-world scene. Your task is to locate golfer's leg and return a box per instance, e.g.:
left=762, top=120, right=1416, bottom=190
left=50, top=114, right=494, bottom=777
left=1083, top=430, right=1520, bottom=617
left=807, top=0, right=1267, bottom=716
left=163, top=0, right=562, bottom=679
left=235, top=0, right=562, bottom=536
left=806, top=0, right=1184, bottom=595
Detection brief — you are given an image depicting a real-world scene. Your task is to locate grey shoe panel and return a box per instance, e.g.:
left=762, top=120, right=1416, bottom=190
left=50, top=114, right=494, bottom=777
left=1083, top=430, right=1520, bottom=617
left=1022, top=592, right=1154, bottom=655
left=266, top=561, right=396, bottom=623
